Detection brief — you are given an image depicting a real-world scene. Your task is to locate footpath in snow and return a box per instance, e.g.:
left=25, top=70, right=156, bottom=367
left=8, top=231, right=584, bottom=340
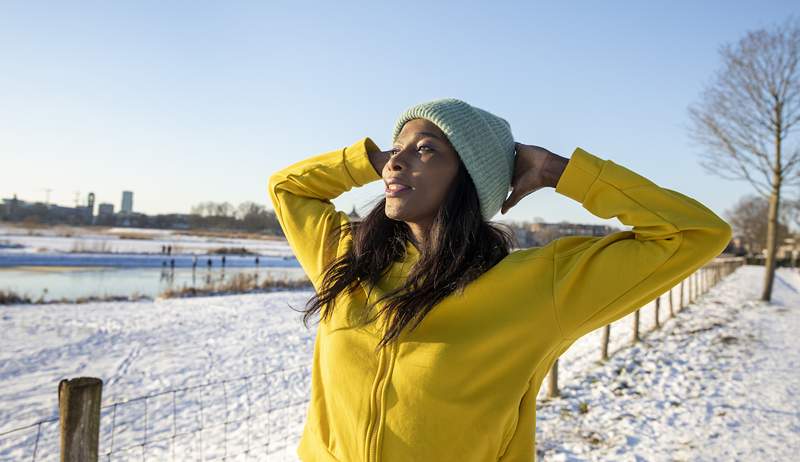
left=535, top=265, right=800, bottom=461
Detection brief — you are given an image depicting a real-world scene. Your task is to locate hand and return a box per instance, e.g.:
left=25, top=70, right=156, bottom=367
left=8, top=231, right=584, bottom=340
left=501, top=142, right=562, bottom=215
left=368, top=148, right=391, bottom=176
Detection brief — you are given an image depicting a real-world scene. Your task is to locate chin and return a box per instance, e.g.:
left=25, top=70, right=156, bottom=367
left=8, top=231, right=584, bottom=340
left=384, top=205, right=411, bottom=222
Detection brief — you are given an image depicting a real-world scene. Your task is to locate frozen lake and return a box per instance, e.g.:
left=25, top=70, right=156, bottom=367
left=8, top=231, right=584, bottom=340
left=0, top=265, right=306, bottom=301
left=0, top=224, right=303, bottom=301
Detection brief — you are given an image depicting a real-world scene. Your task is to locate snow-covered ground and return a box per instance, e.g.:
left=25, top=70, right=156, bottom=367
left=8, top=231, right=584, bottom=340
left=0, top=290, right=316, bottom=461
left=0, top=263, right=796, bottom=461
left=535, top=265, right=800, bottom=461
left=0, top=224, right=294, bottom=257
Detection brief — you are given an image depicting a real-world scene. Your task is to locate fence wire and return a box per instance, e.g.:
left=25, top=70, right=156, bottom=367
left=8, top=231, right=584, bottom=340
left=1, top=364, right=310, bottom=461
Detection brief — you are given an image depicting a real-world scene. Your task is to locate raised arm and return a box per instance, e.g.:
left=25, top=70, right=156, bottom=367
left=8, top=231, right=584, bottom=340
left=545, top=147, right=732, bottom=342
left=267, top=136, right=384, bottom=291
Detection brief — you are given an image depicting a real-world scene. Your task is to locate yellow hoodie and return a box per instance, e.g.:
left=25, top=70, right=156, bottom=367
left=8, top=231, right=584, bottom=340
left=267, top=136, right=732, bottom=462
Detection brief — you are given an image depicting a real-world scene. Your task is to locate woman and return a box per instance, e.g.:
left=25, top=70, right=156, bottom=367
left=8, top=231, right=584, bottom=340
left=268, top=97, right=732, bottom=462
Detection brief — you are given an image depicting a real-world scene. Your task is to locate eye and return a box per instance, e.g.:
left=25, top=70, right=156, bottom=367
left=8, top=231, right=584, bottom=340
left=390, top=145, right=435, bottom=156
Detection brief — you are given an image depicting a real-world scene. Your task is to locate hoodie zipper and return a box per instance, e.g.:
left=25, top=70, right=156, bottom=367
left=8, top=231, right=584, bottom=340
left=366, top=336, right=400, bottom=462
left=365, top=344, right=386, bottom=461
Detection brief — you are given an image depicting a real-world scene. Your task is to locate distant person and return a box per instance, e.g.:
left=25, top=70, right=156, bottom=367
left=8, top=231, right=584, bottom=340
left=268, top=97, right=733, bottom=461
left=207, top=258, right=212, bottom=268
left=167, top=245, right=172, bottom=255
left=170, top=258, right=175, bottom=269
left=221, top=255, right=226, bottom=267
left=255, top=256, right=260, bottom=266
left=161, top=244, right=166, bottom=254
left=192, top=255, right=198, bottom=269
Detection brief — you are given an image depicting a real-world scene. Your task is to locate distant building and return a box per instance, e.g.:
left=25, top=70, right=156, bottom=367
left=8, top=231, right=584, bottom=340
left=87, top=192, right=95, bottom=217
left=529, top=221, right=616, bottom=236
left=96, top=203, right=115, bottom=226
left=98, top=203, right=114, bottom=216
left=121, top=191, right=133, bottom=214
left=525, top=221, right=619, bottom=247
left=2, top=195, right=21, bottom=219
left=1, top=194, right=92, bottom=225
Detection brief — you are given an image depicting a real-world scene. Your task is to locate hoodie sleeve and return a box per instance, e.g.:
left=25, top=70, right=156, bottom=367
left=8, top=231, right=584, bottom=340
left=267, top=136, right=383, bottom=291
left=548, top=147, right=732, bottom=342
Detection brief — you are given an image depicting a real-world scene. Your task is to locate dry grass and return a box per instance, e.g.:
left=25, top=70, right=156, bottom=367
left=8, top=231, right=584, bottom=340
left=0, top=290, right=31, bottom=304
left=69, top=240, right=113, bottom=253
left=208, top=247, right=257, bottom=255
left=115, top=232, right=156, bottom=240
left=0, top=289, right=151, bottom=305
left=174, top=229, right=283, bottom=241
left=160, top=272, right=312, bottom=298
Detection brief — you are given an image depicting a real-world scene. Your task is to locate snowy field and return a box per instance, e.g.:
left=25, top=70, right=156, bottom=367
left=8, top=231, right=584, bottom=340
left=535, top=265, right=800, bottom=461
left=0, top=224, right=294, bottom=258
left=0, top=263, right=797, bottom=461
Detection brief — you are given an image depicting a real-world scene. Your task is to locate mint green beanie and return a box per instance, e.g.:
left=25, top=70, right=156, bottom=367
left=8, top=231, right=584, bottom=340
left=391, top=97, right=516, bottom=221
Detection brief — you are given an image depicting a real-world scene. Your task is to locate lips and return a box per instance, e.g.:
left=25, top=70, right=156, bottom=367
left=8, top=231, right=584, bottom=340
left=386, top=183, right=411, bottom=192
left=385, top=178, right=414, bottom=197
left=385, top=177, right=414, bottom=195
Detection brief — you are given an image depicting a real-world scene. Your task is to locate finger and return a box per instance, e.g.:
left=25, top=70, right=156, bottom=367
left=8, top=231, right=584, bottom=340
left=501, top=194, right=519, bottom=215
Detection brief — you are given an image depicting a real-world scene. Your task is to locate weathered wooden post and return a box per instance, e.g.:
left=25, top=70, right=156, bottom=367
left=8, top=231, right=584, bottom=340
left=547, top=359, right=559, bottom=398
left=704, top=267, right=709, bottom=292
left=59, top=377, right=103, bottom=462
left=632, top=308, right=640, bottom=344
left=654, top=295, right=661, bottom=329
left=668, top=285, right=674, bottom=317
left=700, top=268, right=705, bottom=294
left=600, top=324, right=610, bottom=361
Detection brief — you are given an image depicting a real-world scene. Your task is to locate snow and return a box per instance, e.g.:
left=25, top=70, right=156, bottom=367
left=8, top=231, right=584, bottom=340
left=0, top=264, right=797, bottom=461
left=0, top=290, right=316, bottom=461
left=534, top=265, right=800, bottom=460
left=0, top=252, right=296, bottom=269
left=0, top=224, right=294, bottom=258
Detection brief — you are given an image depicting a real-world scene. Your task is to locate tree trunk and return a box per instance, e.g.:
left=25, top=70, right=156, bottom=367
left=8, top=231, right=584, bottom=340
left=761, top=189, right=780, bottom=301
left=761, top=105, right=783, bottom=302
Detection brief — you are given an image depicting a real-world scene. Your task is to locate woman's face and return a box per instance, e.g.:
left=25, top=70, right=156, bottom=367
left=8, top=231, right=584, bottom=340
left=383, top=118, right=460, bottom=224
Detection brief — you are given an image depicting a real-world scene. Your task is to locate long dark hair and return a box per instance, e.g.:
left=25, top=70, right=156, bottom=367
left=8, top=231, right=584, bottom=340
left=295, top=157, right=517, bottom=352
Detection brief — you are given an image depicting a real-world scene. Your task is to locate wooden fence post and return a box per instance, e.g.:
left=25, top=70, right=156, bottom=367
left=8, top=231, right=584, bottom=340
left=704, top=268, right=708, bottom=293
left=654, top=295, right=661, bottom=329
left=700, top=268, right=704, bottom=294
left=600, top=324, right=610, bottom=361
left=59, top=377, right=103, bottom=462
left=547, top=359, right=559, bottom=398
left=668, top=285, right=674, bottom=318
left=632, top=309, right=640, bottom=344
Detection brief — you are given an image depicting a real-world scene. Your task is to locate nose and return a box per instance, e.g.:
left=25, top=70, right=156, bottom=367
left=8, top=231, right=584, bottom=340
left=386, top=147, right=412, bottom=171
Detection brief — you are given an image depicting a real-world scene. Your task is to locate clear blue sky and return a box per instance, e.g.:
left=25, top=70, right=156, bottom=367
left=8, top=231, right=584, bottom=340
left=2, top=1, right=797, bottom=227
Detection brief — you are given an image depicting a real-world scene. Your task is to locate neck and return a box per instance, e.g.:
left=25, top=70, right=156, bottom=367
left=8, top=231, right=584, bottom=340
left=406, top=220, right=431, bottom=251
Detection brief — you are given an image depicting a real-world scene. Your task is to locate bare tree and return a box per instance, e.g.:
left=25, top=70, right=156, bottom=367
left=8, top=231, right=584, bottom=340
left=725, top=194, right=791, bottom=254
left=687, top=16, right=800, bottom=301
left=236, top=201, right=261, bottom=220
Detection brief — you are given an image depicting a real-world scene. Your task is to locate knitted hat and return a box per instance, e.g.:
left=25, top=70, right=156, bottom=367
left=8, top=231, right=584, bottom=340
left=391, top=97, right=515, bottom=221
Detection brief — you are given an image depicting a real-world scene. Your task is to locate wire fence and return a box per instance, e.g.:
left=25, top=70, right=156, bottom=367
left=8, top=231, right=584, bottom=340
left=0, top=256, right=746, bottom=461
left=0, top=364, right=310, bottom=461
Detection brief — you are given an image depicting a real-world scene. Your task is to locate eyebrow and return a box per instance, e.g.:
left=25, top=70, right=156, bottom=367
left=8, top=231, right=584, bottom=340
left=395, top=131, right=446, bottom=144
